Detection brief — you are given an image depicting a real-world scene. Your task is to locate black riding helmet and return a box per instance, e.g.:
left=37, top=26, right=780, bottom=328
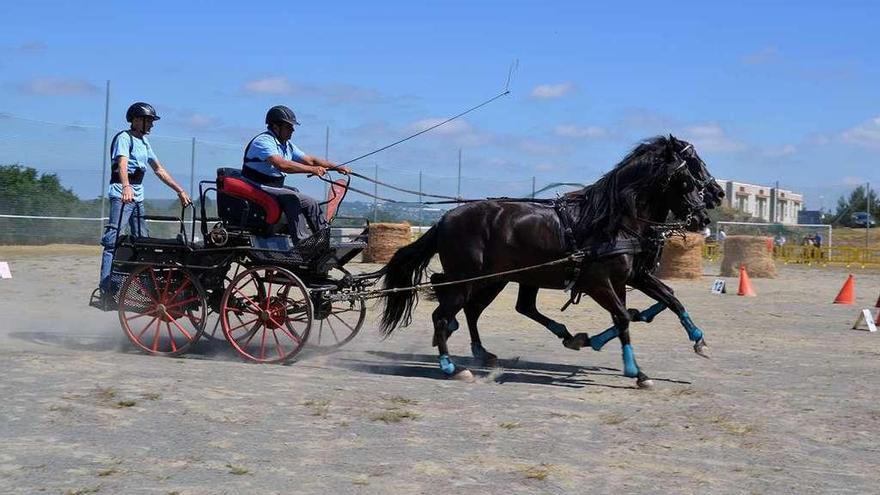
left=126, top=102, right=160, bottom=122
left=265, top=105, right=300, bottom=127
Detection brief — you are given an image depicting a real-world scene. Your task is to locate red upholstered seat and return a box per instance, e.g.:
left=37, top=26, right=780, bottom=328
left=217, top=177, right=282, bottom=225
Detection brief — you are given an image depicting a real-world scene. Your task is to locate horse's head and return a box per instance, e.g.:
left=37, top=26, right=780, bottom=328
left=668, top=135, right=724, bottom=209
left=658, top=139, right=711, bottom=231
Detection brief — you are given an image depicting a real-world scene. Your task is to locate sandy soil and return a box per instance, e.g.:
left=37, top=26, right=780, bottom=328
left=1, top=250, right=879, bottom=495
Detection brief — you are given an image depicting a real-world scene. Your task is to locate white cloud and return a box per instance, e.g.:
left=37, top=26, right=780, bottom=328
left=243, top=76, right=298, bottom=95
left=19, top=78, right=99, bottom=96
left=180, top=113, right=221, bottom=130
left=408, top=118, right=473, bottom=136
left=517, top=139, right=568, bottom=155
left=680, top=124, right=746, bottom=153
left=763, top=144, right=797, bottom=157
left=741, top=46, right=781, bottom=65
left=841, top=176, right=867, bottom=186
left=17, top=41, right=47, bottom=54
left=530, top=82, right=575, bottom=100
left=243, top=77, right=384, bottom=105
left=535, top=162, right=558, bottom=172
left=554, top=124, right=608, bottom=139
left=840, top=116, right=880, bottom=148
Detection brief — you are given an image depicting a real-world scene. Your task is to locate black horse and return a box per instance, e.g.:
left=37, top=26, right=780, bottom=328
left=379, top=136, right=710, bottom=388
left=461, top=136, right=724, bottom=367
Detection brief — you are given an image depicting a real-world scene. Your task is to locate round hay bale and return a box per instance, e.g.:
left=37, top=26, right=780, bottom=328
left=720, top=235, right=777, bottom=278
left=656, top=233, right=704, bottom=280
left=364, top=222, right=412, bottom=263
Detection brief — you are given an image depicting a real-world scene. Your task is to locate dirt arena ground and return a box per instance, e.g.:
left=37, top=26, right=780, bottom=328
left=1, top=247, right=879, bottom=494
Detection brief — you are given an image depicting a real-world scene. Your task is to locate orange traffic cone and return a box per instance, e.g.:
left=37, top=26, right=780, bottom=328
left=833, top=274, right=855, bottom=305
left=737, top=264, right=756, bottom=297
left=875, top=292, right=880, bottom=308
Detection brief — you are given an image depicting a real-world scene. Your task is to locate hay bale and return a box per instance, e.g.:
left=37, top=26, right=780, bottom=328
left=657, top=233, right=704, bottom=279
left=364, top=222, right=412, bottom=263
left=720, top=235, right=777, bottom=278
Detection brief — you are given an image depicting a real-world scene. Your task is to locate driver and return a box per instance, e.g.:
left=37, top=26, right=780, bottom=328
left=242, top=105, right=350, bottom=241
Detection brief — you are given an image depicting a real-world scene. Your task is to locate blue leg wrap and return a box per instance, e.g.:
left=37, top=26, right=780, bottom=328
left=622, top=344, right=639, bottom=378
left=547, top=321, right=570, bottom=338
left=638, top=302, right=667, bottom=323
left=679, top=311, right=704, bottom=342
left=590, top=325, right=619, bottom=351
left=439, top=354, right=456, bottom=375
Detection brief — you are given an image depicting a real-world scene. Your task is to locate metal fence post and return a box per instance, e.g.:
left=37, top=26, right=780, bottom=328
left=99, top=80, right=110, bottom=231
left=189, top=138, right=196, bottom=199
left=373, top=164, right=378, bottom=222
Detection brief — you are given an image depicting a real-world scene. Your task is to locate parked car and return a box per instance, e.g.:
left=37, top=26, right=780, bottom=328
left=851, top=212, right=877, bottom=228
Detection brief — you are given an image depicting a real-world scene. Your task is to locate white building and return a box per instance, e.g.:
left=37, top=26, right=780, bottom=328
left=715, top=179, right=804, bottom=225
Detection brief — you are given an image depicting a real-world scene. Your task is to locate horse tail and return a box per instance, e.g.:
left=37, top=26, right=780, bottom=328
left=380, top=225, right=440, bottom=336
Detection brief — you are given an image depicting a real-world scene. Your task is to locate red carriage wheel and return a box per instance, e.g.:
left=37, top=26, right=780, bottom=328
left=118, top=266, right=207, bottom=356
left=220, top=266, right=313, bottom=364
left=309, top=293, right=366, bottom=350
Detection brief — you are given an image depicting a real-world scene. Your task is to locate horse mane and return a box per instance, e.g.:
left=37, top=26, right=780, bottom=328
left=565, top=136, right=672, bottom=243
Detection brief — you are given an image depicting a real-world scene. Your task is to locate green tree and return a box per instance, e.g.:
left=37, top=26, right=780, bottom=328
left=0, top=164, right=85, bottom=215
left=833, top=185, right=880, bottom=226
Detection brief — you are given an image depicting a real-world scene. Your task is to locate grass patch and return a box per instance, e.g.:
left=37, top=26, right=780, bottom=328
left=713, top=416, right=755, bottom=435
left=352, top=475, right=370, bottom=485
left=95, top=387, right=117, bottom=400
left=97, top=468, right=117, bottom=477
left=303, top=399, right=331, bottom=417
left=141, top=392, right=161, bottom=401
left=64, top=486, right=101, bottom=495
left=388, top=396, right=418, bottom=406
left=371, top=409, right=420, bottom=423
left=520, top=464, right=552, bottom=481
left=113, top=400, right=137, bottom=409
left=599, top=414, right=626, bottom=425
left=499, top=421, right=521, bottom=429
left=226, top=463, right=250, bottom=475
left=548, top=411, right=582, bottom=419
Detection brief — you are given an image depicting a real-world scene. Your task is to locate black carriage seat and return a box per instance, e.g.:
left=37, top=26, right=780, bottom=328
left=216, top=168, right=284, bottom=234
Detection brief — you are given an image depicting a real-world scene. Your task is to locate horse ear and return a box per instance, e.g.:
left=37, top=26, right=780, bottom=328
left=666, top=137, right=678, bottom=160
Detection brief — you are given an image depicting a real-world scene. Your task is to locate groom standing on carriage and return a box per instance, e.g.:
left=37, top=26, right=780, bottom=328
left=242, top=105, right=350, bottom=241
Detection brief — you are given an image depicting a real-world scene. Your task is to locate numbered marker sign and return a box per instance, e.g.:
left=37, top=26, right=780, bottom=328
left=710, top=279, right=726, bottom=295
left=0, top=262, right=11, bottom=279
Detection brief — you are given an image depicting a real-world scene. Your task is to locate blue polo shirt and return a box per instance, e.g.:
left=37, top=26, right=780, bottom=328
left=243, top=131, right=307, bottom=181
left=108, top=131, right=156, bottom=202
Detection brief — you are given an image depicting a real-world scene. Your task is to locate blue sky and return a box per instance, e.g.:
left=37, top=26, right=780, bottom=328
left=1, top=0, right=878, bottom=207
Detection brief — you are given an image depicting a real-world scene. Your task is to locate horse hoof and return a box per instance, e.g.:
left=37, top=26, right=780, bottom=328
left=563, top=333, right=589, bottom=350
left=637, top=378, right=655, bottom=389
left=451, top=368, right=476, bottom=383
left=694, top=339, right=710, bottom=359
left=471, top=344, right=499, bottom=367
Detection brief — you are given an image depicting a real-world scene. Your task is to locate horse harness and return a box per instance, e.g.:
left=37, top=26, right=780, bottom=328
left=553, top=199, right=667, bottom=311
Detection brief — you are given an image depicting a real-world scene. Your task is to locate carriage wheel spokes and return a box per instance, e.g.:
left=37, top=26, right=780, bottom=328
left=118, top=266, right=207, bottom=357
left=220, top=266, right=312, bottom=364
left=309, top=294, right=366, bottom=350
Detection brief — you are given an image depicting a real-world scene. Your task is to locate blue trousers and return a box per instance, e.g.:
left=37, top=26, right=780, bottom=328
left=99, top=198, right=148, bottom=293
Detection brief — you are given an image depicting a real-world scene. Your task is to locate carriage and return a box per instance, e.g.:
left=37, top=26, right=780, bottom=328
left=89, top=167, right=381, bottom=364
